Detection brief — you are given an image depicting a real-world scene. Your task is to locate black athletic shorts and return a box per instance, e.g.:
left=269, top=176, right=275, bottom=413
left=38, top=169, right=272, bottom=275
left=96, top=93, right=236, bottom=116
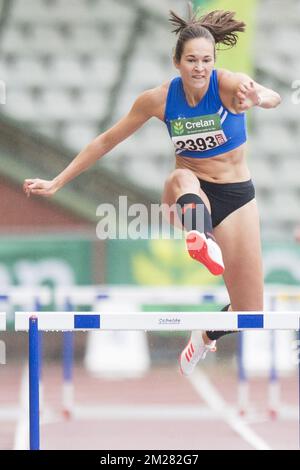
left=198, top=178, right=255, bottom=228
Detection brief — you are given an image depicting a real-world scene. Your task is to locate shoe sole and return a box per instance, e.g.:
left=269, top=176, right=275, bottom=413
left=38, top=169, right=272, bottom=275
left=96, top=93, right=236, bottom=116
left=186, top=231, right=224, bottom=276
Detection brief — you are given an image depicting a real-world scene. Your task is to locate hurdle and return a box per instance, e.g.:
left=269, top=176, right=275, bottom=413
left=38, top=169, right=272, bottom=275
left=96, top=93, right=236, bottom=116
left=0, top=287, right=51, bottom=307
left=0, top=313, right=6, bottom=331
left=55, top=285, right=300, bottom=417
left=54, top=285, right=300, bottom=417
left=54, top=285, right=230, bottom=306
left=0, top=313, right=6, bottom=367
left=237, top=289, right=300, bottom=417
left=15, top=310, right=300, bottom=450
left=54, top=285, right=229, bottom=416
left=1, top=287, right=52, bottom=413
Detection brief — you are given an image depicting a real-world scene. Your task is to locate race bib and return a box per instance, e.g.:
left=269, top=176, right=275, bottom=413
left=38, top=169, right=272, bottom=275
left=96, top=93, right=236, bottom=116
left=170, top=114, right=227, bottom=153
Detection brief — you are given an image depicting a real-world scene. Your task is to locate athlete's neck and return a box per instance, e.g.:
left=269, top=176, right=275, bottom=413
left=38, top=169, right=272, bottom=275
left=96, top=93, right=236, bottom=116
left=182, top=81, right=210, bottom=107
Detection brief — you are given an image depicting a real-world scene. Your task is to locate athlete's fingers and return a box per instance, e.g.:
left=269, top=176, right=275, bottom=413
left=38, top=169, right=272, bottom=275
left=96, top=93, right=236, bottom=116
left=239, top=83, right=250, bottom=93
left=237, top=91, right=246, bottom=101
left=24, top=187, right=32, bottom=197
left=24, top=180, right=37, bottom=188
left=29, top=188, right=49, bottom=196
left=27, top=180, right=45, bottom=190
left=24, top=179, right=41, bottom=189
left=23, top=182, right=32, bottom=196
left=236, top=99, right=250, bottom=110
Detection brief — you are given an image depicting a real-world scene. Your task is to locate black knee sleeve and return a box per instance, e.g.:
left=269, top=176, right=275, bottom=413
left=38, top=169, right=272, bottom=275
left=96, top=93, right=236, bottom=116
left=176, top=193, right=213, bottom=238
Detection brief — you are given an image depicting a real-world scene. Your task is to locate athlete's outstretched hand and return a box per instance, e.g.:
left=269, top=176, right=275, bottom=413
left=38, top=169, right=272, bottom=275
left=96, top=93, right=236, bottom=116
left=23, top=178, right=58, bottom=198
left=234, top=80, right=260, bottom=112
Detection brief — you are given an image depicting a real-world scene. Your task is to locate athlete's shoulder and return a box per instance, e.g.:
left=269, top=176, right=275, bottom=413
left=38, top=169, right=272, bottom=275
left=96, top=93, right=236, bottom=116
left=146, top=81, right=171, bottom=104
left=217, top=68, right=252, bottom=89
left=135, top=81, right=171, bottom=120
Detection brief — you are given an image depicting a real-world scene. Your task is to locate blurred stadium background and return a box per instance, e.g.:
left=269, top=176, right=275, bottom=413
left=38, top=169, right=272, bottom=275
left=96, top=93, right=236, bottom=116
left=0, top=0, right=299, bottom=450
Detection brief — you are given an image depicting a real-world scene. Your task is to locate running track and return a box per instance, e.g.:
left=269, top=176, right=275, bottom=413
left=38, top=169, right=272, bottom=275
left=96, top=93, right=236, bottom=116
left=0, top=363, right=298, bottom=450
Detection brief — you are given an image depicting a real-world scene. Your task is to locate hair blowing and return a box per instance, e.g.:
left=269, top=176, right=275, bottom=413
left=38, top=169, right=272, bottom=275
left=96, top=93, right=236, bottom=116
left=169, top=4, right=246, bottom=63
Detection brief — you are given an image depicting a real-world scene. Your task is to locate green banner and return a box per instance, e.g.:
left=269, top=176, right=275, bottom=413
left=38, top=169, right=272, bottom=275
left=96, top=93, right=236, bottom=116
left=107, top=239, right=223, bottom=286
left=0, top=235, right=92, bottom=288
left=263, top=242, right=300, bottom=285
left=107, top=239, right=300, bottom=286
left=0, top=235, right=93, bottom=326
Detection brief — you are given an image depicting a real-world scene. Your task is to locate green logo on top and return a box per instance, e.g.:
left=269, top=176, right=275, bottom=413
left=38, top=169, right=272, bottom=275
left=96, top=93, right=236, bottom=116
left=170, top=114, right=221, bottom=137
left=173, top=121, right=184, bottom=135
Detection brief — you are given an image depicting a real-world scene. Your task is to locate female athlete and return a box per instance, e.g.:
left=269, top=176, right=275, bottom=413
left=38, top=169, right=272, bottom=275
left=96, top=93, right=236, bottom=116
left=23, top=7, right=281, bottom=375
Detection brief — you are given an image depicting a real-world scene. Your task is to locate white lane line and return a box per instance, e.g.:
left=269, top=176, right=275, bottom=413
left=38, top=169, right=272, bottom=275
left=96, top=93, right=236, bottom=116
left=13, top=364, right=29, bottom=450
left=0, top=404, right=218, bottom=422
left=0, top=407, right=20, bottom=421
left=73, top=404, right=218, bottom=420
left=36, top=405, right=221, bottom=423
left=2, top=403, right=296, bottom=424
left=188, top=369, right=272, bottom=450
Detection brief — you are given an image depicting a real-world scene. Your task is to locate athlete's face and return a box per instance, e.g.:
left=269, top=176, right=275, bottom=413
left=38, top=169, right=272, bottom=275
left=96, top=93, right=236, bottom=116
left=175, top=37, right=215, bottom=89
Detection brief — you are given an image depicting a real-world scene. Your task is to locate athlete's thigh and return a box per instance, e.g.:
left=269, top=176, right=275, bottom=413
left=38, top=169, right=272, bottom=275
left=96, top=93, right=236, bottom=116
left=162, top=169, right=206, bottom=206
left=213, top=199, right=264, bottom=311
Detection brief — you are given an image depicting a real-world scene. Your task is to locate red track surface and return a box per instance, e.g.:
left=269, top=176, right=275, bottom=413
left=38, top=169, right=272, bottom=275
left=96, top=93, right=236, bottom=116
left=0, top=363, right=298, bottom=450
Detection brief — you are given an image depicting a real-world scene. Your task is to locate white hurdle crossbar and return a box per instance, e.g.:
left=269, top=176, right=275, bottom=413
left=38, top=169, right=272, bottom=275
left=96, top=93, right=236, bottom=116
left=0, top=286, right=52, bottom=307
left=54, top=285, right=230, bottom=306
left=16, top=310, right=300, bottom=331
left=54, top=284, right=300, bottom=307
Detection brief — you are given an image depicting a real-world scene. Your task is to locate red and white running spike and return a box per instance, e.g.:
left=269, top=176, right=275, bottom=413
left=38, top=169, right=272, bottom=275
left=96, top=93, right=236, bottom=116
left=186, top=230, right=225, bottom=275
left=179, top=331, right=216, bottom=376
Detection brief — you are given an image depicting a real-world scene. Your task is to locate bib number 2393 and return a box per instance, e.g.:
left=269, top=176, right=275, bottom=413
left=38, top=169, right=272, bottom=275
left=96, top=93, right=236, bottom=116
left=170, top=114, right=227, bottom=153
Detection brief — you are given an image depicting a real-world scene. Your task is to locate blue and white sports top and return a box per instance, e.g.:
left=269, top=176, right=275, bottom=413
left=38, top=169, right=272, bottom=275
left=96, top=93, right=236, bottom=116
left=164, top=70, right=247, bottom=159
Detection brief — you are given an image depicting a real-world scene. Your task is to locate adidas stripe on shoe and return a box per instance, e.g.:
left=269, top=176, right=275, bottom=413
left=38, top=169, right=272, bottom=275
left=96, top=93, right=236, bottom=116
left=179, top=331, right=217, bottom=376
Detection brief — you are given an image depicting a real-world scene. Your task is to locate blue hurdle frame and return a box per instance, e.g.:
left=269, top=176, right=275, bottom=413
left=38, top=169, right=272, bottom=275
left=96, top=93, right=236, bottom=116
left=26, top=310, right=300, bottom=451
left=29, top=317, right=40, bottom=451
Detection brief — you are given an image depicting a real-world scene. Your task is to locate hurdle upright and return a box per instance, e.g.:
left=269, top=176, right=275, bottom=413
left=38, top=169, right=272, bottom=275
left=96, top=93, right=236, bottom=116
left=15, top=310, right=300, bottom=450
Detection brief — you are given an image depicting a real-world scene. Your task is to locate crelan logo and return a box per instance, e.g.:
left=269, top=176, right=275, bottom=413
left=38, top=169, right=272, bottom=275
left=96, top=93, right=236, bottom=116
left=173, top=121, right=184, bottom=135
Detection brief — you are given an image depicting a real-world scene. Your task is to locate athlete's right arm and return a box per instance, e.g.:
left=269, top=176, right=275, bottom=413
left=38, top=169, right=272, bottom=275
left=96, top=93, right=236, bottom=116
left=23, top=87, right=164, bottom=197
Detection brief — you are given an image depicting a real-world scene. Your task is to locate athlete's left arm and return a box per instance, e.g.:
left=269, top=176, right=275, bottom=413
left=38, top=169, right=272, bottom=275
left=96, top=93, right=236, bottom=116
left=218, top=69, right=281, bottom=113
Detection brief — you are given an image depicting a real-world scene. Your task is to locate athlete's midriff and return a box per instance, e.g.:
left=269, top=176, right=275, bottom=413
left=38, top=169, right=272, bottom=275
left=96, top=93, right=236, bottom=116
left=175, top=142, right=250, bottom=183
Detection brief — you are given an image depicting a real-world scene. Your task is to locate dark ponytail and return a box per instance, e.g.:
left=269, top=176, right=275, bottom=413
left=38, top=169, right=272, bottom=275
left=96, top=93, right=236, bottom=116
left=169, top=4, right=246, bottom=62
